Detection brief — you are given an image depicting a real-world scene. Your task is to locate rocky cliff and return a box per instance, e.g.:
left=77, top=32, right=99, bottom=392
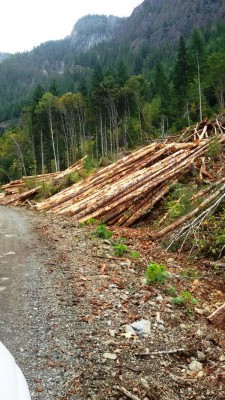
left=69, top=15, right=123, bottom=51
left=116, top=0, right=225, bottom=49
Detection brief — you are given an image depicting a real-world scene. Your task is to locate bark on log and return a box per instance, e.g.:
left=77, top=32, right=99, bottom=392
left=36, top=142, right=196, bottom=212
left=2, top=186, right=41, bottom=205
left=124, top=182, right=172, bottom=227
left=55, top=144, right=205, bottom=219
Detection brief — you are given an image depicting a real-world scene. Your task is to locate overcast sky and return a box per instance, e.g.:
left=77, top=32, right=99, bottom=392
left=0, top=0, right=142, bottom=54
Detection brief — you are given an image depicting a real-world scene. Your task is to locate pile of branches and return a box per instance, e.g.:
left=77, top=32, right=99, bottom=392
left=0, top=159, right=85, bottom=206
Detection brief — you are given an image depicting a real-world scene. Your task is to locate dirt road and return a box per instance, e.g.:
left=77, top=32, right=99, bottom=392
left=0, top=206, right=224, bottom=400
left=0, top=206, right=79, bottom=399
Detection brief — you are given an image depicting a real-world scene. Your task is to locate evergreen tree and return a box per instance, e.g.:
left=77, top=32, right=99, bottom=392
left=115, top=60, right=129, bottom=86
left=189, top=30, right=206, bottom=120
left=206, top=52, right=225, bottom=110
left=173, top=37, right=190, bottom=118
left=153, top=62, right=171, bottom=135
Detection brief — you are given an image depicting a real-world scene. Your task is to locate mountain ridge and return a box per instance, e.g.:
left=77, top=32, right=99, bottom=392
left=69, top=15, right=123, bottom=51
left=115, top=0, right=225, bottom=49
left=0, top=0, right=225, bottom=122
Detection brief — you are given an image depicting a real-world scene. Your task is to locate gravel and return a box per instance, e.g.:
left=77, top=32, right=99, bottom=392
left=0, top=206, right=225, bottom=400
left=0, top=207, right=85, bottom=399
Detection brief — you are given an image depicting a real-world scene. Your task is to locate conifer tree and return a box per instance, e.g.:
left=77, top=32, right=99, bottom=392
left=189, top=30, right=205, bottom=121
left=173, top=36, right=190, bottom=121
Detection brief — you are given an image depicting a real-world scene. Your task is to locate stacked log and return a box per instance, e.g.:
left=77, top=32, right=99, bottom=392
left=0, top=158, right=85, bottom=206
left=1, top=179, right=24, bottom=196
left=1, top=118, right=225, bottom=230
left=35, top=132, right=225, bottom=226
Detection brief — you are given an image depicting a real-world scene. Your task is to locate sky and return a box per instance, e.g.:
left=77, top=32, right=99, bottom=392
left=0, top=0, right=142, bottom=54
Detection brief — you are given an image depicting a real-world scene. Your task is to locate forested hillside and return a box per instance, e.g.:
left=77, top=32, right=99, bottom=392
left=0, top=0, right=225, bottom=182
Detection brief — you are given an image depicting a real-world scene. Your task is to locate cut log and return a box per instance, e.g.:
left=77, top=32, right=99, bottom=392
left=124, top=182, right=172, bottom=227
left=208, top=304, right=225, bottom=331
left=54, top=144, right=206, bottom=219
left=204, top=260, right=225, bottom=269
left=152, top=182, right=225, bottom=240
left=35, top=142, right=187, bottom=212
left=2, top=186, right=41, bottom=205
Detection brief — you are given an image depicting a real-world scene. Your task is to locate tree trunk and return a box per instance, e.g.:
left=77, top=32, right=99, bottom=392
left=48, top=106, right=58, bottom=172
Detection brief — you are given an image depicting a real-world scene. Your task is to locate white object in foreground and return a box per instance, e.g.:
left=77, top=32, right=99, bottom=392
left=0, top=342, right=31, bottom=399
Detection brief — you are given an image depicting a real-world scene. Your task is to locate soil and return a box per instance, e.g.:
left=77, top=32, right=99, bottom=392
left=0, top=205, right=224, bottom=400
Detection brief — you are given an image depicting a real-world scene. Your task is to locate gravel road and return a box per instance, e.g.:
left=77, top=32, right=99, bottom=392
left=0, top=206, right=224, bottom=400
left=0, top=206, right=79, bottom=399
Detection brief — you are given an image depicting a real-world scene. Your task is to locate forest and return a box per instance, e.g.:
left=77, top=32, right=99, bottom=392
left=0, top=22, right=225, bottom=183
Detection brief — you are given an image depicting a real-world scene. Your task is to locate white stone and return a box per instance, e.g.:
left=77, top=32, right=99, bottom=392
left=189, top=360, right=203, bottom=372
left=197, top=351, right=205, bottom=361
left=103, top=352, right=117, bottom=360
left=131, top=319, right=151, bottom=336
left=140, top=378, right=149, bottom=389
left=125, top=325, right=137, bottom=335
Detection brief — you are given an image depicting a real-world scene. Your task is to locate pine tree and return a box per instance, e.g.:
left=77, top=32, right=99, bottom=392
left=189, top=30, right=206, bottom=121
left=173, top=37, right=190, bottom=117
left=153, top=62, right=171, bottom=136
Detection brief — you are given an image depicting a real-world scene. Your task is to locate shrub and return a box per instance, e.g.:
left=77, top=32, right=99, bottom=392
left=113, top=243, right=128, bottom=257
left=62, top=171, right=81, bottom=186
left=146, top=262, right=168, bottom=285
left=95, top=223, right=112, bottom=239
left=84, top=156, right=98, bottom=172
left=173, top=291, right=198, bottom=306
left=207, top=139, right=221, bottom=161
left=166, top=186, right=194, bottom=220
left=86, top=218, right=98, bottom=225
left=130, top=250, right=140, bottom=259
left=166, top=285, right=177, bottom=296
left=36, top=181, right=60, bottom=199
left=24, top=177, right=39, bottom=190
left=190, top=210, right=225, bottom=258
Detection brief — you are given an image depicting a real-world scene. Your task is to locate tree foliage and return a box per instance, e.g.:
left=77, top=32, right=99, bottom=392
left=1, top=21, right=225, bottom=181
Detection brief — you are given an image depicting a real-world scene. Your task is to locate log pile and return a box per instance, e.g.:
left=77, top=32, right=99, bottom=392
left=1, top=118, right=225, bottom=233
left=0, top=159, right=85, bottom=206
left=35, top=127, right=225, bottom=226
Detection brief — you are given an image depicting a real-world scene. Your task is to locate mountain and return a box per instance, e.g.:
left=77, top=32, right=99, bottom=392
left=0, top=53, right=10, bottom=63
left=0, top=0, right=225, bottom=122
left=69, top=15, right=123, bottom=51
left=116, top=0, right=225, bottom=50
